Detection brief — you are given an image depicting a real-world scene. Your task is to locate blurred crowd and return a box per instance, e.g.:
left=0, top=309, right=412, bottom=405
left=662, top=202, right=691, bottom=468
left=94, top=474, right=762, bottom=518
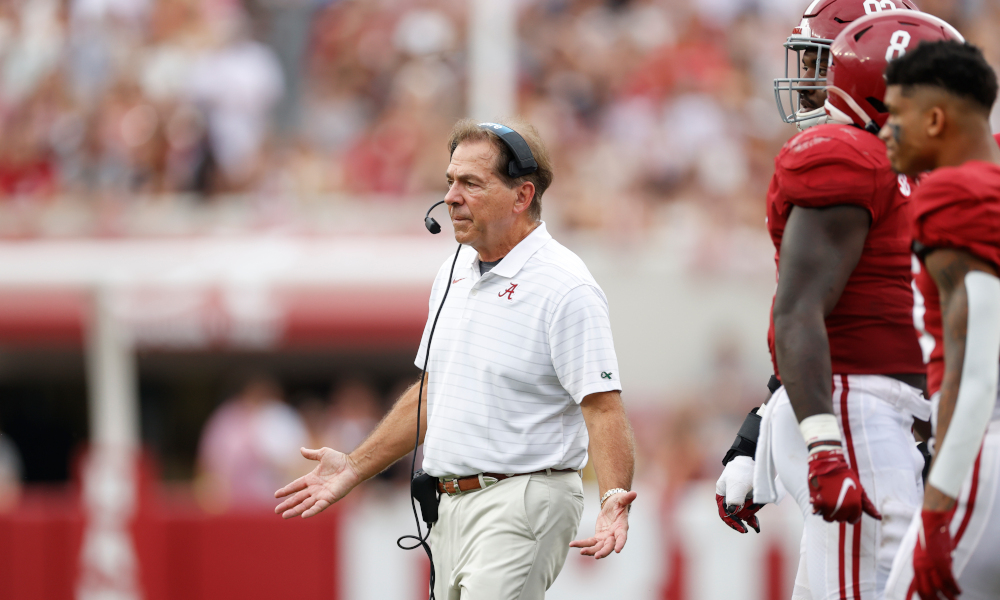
left=0, top=0, right=463, bottom=220
left=1, top=0, right=996, bottom=237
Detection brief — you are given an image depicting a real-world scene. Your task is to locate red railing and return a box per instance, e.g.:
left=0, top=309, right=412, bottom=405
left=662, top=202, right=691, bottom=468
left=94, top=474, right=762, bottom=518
left=0, top=486, right=340, bottom=600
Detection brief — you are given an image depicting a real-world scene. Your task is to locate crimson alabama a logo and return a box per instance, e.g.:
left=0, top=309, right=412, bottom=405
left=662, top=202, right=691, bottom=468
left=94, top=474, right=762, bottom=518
left=498, top=283, right=518, bottom=300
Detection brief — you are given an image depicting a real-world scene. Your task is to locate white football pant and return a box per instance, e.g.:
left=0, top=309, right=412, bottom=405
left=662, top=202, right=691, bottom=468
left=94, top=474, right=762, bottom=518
left=884, top=420, right=1000, bottom=600
left=769, top=375, right=926, bottom=600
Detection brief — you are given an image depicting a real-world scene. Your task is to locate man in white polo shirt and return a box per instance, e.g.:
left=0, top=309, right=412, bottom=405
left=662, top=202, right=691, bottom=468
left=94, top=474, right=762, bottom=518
left=275, top=118, right=637, bottom=599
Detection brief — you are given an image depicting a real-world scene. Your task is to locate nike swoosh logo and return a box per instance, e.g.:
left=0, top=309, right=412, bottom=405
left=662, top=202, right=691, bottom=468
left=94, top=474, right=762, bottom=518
left=453, top=278, right=465, bottom=284
left=831, top=478, right=856, bottom=517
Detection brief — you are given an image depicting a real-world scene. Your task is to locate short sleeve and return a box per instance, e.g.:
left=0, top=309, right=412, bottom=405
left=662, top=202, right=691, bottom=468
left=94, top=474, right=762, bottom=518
left=913, top=175, right=1000, bottom=270
left=775, top=135, right=880, bottom=218
left=549, top=284, right=621, bottom=403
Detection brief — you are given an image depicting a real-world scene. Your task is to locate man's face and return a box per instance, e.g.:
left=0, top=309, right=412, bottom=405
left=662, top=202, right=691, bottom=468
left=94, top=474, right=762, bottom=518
left=444, top=140, right=521, bottom=249
left=879, top=85, right=935, bottom=175
left=798, top=48, right=829, bottom=113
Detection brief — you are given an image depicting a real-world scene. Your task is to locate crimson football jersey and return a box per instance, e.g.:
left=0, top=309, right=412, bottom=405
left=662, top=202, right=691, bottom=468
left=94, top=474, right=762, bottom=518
left=766, top=123, right=924, bottom=377
left=912, top=158, right=1000, bottom=395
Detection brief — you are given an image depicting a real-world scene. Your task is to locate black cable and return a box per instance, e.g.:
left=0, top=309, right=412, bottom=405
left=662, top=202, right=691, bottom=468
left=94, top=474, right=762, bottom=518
left=397, top=242, right=462, bottom=600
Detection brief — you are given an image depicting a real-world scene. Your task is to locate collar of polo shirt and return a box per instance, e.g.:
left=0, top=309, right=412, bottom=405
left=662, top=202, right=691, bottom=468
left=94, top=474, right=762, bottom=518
left=469, top=221, right=551, bottom=278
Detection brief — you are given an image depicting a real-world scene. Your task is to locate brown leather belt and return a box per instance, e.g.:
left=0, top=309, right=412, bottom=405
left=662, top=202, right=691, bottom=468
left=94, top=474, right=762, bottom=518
left=437, top=468, right=578, bottom=496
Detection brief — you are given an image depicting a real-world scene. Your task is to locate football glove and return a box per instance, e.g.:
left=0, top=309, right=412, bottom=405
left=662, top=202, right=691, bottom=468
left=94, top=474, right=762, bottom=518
left=715, top=455, right=763, bottom=533
left=807, top=450, right=881, bottom=523
left=913, top=509, right=960, bottom=600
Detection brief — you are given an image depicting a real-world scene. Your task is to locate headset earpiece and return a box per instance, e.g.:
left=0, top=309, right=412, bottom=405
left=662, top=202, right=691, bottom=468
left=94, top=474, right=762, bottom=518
left=477, top=123, right=538, bottom=178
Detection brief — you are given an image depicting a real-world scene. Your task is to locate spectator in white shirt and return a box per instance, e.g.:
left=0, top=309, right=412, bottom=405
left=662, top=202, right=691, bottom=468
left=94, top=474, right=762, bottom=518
left=197, top=376, right=308, bottom=512
left=186, top=9, right=283, bottom=190
left=275, top=118, right=636, bottom=599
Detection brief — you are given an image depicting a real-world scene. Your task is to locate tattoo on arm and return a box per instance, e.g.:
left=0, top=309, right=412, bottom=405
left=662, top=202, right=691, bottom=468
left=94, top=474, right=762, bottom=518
left=931, top=256, right=975, bottom=295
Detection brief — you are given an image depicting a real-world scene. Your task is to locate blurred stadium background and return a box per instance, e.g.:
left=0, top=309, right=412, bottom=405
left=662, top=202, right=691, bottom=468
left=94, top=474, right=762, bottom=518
left=0, top=0, right=996, bottom=598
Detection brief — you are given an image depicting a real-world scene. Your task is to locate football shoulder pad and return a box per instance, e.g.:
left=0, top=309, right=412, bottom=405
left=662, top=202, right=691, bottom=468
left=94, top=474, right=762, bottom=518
left=913, top=163, right=1000, bottom=269
left=774, top=124, right=891, bottom=214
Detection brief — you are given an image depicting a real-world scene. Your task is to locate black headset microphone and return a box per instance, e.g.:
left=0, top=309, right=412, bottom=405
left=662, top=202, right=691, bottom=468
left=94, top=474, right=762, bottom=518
left=397, top=123, right=538, bottom=600
left=424, top=200, right=445, bottom=234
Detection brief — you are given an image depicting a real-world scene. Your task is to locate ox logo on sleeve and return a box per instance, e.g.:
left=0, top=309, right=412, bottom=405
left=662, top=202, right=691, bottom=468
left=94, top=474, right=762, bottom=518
left=601, top=371, right=613, bottom=379
left=499, top=283, right=518, bottom=300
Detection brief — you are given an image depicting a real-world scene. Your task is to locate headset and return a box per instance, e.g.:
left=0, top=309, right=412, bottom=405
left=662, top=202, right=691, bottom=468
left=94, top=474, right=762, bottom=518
left=398, top=123, right=538, bottom=600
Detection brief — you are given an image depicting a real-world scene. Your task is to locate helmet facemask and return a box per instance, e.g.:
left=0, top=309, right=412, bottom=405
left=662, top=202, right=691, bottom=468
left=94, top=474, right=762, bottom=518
left=774, top=36, right=836, bottom=130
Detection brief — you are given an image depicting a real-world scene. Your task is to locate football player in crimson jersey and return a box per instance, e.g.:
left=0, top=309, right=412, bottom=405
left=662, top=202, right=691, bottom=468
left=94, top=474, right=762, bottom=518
left=877, top=41, right=1000, bottom=600
left=717, top=10, right=964, bottom=600
left=716, top=0, right=926, bottom=540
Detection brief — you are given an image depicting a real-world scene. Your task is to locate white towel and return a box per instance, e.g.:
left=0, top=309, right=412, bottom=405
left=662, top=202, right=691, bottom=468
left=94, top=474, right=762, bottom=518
left=885, top=377, right=932, bottom=422
left=753, top=388, right=786, bottom=505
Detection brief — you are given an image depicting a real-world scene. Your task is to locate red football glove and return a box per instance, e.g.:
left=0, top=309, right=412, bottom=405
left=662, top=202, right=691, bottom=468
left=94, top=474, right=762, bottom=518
left=913, top=509, right=961, bottom=600
left=716, top=494, right=763, bottom=533
left=807, top=450, right=882, bottom=523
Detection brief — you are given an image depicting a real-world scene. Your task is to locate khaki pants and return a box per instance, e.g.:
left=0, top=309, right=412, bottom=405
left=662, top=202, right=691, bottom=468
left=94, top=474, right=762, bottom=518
left=429, top=471, right=584, bottom=600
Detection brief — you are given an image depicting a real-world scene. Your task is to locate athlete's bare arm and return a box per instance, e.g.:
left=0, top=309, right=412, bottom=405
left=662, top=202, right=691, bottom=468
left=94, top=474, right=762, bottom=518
left=274, top=377, right=428, bottom=518
left=773, top=204, right=870, bottom=422
left=923, top=248, right=998, bottom=511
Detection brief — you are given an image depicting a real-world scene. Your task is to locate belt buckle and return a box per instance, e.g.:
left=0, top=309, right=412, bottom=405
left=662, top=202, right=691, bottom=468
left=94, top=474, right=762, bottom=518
left=447, top=478, right=462, bottom=496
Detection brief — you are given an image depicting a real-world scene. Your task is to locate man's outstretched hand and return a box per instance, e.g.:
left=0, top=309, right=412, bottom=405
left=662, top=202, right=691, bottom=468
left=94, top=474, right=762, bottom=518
left=274, top=447, right=362, bottom=519
left=569, top=490, right=637, bottom=559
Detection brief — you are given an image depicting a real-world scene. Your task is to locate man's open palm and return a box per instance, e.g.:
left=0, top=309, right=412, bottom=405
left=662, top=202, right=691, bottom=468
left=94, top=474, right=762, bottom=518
left=569, top=491, right=637, bottom=559
left=274, top=447, right=362, bottom=519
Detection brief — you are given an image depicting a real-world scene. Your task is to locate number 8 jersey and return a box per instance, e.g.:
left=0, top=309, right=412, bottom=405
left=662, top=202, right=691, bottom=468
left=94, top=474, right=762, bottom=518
left=807, top=10, right=966, bottom=380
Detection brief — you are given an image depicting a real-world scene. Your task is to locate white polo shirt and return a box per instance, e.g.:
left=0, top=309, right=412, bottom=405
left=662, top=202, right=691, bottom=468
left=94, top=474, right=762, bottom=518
left=415, top=222, right=622, bottom=477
